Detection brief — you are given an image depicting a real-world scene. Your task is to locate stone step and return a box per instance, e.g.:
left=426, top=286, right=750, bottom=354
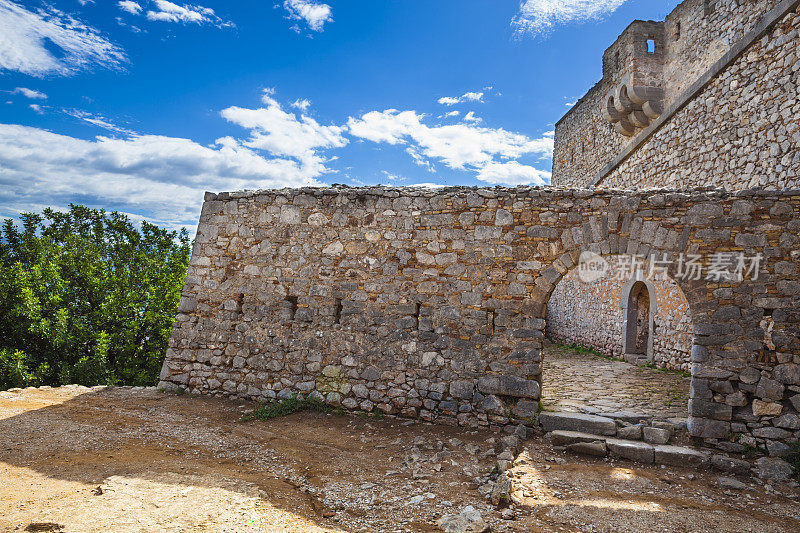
left=548, top=430, right=711, bottom=468
left=538, top=411, right=618, bottom=436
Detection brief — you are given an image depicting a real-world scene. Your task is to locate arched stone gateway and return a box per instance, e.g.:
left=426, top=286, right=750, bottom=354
left=161, top=186, right=800, bottom=452
left=624, top=280, right=652, bottom=361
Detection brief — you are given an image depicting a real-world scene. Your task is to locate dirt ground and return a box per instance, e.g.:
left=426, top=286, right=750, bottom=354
left=1, top=385, right=799, bottom=533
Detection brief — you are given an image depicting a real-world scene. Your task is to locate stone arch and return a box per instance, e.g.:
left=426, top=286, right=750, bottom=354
left=620, top=274, right=657, bottom=364
left=529, top=238, right=706, bottom=420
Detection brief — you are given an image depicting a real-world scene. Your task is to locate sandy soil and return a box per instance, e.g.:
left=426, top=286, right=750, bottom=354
left=1, top=385, right=798, bottom=532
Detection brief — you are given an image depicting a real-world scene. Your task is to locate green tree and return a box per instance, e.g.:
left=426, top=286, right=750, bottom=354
left=0, top=205, right=190, bottom=388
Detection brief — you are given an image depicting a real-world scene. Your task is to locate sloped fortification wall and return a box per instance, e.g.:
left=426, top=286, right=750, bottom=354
left=600, top=3, right=800, bottom=190
left=161, top=185, right=800, bottom=451
left=552, top=0, right=792, bottom=189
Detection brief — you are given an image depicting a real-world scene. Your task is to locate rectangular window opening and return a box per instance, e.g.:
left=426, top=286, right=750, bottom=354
left=674, top=22, right=681, bottom=41
left=487, top=309, right=495, bottom=335
left=647, top=39, right=655, bottom=54
left=414, top=302, right=421, bottom=329
left=286, top=295, right=298, bottom=320
left=334, top=298, right=343, bottom=324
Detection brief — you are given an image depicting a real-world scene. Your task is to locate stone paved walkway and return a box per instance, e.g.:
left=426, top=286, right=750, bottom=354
left=541, top=343, right=690, bottom=421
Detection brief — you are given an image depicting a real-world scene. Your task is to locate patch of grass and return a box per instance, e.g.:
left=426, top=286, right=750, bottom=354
left=551, top=340, right=691, bottom=378
left=241, top=395, right=334, bottom=422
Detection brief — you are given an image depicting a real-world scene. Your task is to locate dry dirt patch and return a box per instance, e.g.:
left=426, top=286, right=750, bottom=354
left=0, top=386, right=798, bottom=532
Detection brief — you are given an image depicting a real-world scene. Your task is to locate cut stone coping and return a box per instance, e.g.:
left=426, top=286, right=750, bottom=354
left=549, top=430, right=713, bottom=469
left=538, top=412, right=618, bottom=436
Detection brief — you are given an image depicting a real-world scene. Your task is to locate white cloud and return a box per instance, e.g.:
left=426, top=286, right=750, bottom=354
left=348, top=109, right=552, bottom=168
left=0, top=123, right=326, bottom=230
left=443, top=110, right=460, bottom=118
left=220, top=90, right=347, bottom=179
left=381, top=170, right=405, bottom=183
left=476, top=161, right=550, bottom=186
left=291, top=98, right=311, bottom=112
left=28, top=103, right=44, bottom=114
left=347, top=109, right=553, bottom=186
left=461, top=92, right=484, bottom=102
left=62, top=108, right=137, bottom=135
left=117, top=1, right=142, bottom=15
left=513, top=0, right=628, bottom=36
left=0, top=93, right=351, bottom=229
left=437, top=91, right=485, bottom=106
left=463, top=111, right=481, bottom=124
left=145, top=1, right=232, bottom=27
left=283, top=0, right=332, bottom=32
left=0, top=0, right=126, bottom=76
left=12, top=87, right=47, bottom=100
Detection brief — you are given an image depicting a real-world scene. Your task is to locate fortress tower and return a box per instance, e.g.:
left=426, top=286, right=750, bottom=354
left=552, top=0, right=799, bottom=191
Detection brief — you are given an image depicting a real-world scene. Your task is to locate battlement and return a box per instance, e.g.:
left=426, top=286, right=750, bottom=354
left=552, top=0, right=797, bottom=189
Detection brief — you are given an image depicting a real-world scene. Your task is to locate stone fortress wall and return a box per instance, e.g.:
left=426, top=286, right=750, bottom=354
left=160, top=185, right=800, bottom=454
left=547, top=0, right=800, bottom=373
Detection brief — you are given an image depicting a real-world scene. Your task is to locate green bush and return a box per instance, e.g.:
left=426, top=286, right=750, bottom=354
left=0, top=205, right=190, bottom=388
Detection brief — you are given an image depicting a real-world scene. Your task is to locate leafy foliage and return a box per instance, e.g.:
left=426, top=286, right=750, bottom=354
left=0, top=205, right=190, bottom=388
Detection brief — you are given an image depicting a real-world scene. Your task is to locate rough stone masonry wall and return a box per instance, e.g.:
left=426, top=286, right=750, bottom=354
left=552, top=0, right=786, bottom=189
left=160, top=186, right=800, bottom=454
left=546, top=265, right=693, bottom=373
left=663, top=0, right=778, bottom=101
left=600, top=3, right=800, bottom=190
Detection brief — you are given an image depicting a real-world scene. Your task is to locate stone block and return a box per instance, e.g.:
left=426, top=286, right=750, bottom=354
left=755, top=457, right=794, bottom=482
left=548, top=430, right=607, bottom=447
left=538, top=412, right=617, bottom=436
left=710, top=455, right=751, bottom=476
left=477, top=375, right=540, bottom=399
left=654, top=445, right=710, bottom=468
left=617, top=425, right=643, bottom=440
left=756, top=377, right=785, bottom=401
left=752, top=426, right=793, bottom=439
left=481, top=394, right=505, bottom=415
left=774, top=364, right=800, bottom=385
left=606, top=439, right=655, bottom=464
left=450, top=380, right=475, bottom=400
left=511, top=400, right=538, bottom=419
left=752, top=399, right=783, bottom=416
left=687, top=417, right=730, bottom=439
left=643, top=427, right=671, bottom=445
left=775, top=412, right=800, bottom=429
left=567, top=441, right=607, bottom=457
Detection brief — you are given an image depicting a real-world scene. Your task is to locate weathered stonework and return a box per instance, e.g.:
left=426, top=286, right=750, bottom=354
left=161, top=185, right=800, bottom=453
left=546, top=264, right=693, bottom=372
left=546, top=0, right=800, bottom=438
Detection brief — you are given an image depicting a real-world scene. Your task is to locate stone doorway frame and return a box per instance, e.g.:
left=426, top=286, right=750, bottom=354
left=620, top=271, right=657, bottom=365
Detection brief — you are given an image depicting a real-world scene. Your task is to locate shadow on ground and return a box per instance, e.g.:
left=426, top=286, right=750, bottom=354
left=0, top=385, right=798, bottom=532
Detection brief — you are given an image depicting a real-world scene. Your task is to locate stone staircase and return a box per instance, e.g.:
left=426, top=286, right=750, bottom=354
left=538, top=411, right=709, bottom=467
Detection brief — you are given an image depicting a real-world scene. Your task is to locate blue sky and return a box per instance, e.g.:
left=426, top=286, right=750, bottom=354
left=0, top=0, right=680, bottom=230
